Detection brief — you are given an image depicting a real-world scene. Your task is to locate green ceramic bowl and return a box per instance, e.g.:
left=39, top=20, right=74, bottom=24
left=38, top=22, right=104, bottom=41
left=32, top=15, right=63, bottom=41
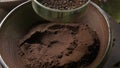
left=32, top=0, right=90, bottom=22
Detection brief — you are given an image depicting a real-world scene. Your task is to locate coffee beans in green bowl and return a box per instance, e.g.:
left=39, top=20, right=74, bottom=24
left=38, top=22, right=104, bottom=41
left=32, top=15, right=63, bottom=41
left=39, top=0, right=88, bottom=10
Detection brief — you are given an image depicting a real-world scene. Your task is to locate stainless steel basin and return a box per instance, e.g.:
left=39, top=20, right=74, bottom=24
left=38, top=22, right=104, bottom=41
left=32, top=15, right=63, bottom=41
left=0, top=1, right=112, bottom=68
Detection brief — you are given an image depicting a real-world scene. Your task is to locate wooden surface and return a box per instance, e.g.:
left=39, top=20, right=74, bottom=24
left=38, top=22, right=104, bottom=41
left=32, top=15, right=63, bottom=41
left=103, top=16, right=120, bottom=68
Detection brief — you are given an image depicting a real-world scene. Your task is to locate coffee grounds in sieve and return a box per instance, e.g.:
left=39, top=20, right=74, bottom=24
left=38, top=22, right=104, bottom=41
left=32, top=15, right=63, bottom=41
left=39, top=0, right=88, bottom=10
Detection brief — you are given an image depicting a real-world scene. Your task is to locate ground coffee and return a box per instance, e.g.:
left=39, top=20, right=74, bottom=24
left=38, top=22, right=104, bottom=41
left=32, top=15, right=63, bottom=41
left=18, top=22, right=100, bottom=68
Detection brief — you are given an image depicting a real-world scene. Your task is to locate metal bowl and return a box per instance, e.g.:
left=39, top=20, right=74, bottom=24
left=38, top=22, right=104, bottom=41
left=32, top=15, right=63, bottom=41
left=32, top=0, right=90, bottom=22
left=0, top=1, right=112, bottom=68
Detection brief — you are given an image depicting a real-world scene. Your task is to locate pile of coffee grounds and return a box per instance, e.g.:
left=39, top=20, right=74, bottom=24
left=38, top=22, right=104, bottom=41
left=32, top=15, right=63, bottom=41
left=18, top=23, right=100, bottom=68
left=39, top=0, right=88, bottom=10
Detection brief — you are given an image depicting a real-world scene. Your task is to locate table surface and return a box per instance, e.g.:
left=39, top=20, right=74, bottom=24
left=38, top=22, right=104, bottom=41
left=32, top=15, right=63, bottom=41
left=0, top=1, right=120, bottom=68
